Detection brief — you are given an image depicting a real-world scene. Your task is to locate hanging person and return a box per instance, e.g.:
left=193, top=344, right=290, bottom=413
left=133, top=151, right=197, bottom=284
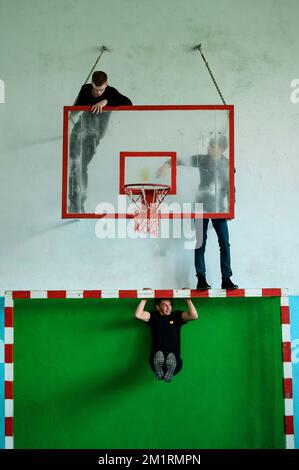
left=135, top=297, right=198, bottom=382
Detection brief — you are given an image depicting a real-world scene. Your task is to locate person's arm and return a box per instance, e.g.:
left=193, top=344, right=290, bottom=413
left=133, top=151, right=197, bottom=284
left=221, top=157, right=230, bottom=211
left=135, top=299, right=151, bottom=323
left=91, top=99, right=108, bottom=114
left=156, top=154, right=196, bottom=178
left=91, top=88, right=132, bottom=114
left=156, top=160, right=171, bottom=178
left=74, top=86, right=85, bottom=106
left=181, top=299, right=198, bottom=322
left=107, top=87, right=132, bottom=106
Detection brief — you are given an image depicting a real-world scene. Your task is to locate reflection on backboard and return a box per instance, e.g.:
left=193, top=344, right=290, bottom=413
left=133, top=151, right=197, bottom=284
left=62, top=105, right=234, bottom=219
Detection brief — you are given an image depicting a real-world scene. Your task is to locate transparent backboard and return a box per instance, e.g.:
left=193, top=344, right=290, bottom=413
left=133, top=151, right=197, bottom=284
left=62, top=105, right=234, bottom=219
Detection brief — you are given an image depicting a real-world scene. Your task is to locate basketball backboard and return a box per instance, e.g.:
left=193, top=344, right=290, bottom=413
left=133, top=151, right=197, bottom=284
left=62, top=105, right=234, bottom=219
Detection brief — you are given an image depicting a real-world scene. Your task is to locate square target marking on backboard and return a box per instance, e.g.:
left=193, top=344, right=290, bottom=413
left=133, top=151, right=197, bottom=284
left=119, top=151, right=177, bottom=195
left=62, top=105, right=234, bottom=219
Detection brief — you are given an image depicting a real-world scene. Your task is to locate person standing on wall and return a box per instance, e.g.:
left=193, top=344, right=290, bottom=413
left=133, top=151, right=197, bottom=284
left=192, top=135, right=238, bottom=290
left=157, top=135, right=238, bottom=290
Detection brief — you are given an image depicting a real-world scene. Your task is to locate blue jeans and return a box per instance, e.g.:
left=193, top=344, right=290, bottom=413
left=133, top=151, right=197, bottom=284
left=195, top=219, right=232, bottom=278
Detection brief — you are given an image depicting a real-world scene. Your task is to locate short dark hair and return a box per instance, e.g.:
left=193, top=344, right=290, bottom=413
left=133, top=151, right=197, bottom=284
left=155, top=298, right=173, bottom=307
left=92, top=71, right=108, bottom=86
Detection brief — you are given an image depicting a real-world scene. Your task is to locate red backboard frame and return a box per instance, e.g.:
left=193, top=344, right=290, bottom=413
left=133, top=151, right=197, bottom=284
left=62, top=105, right=235, bottom=219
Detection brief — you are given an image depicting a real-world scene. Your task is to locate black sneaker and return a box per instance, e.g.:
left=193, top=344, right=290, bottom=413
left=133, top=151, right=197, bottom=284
left=164, top=353, right=177, bottom=383
left=221, top=277, right=238, bottom=290
left=196, top=274, right=211, bottom=290
left=153, top=351, right=164, bottom=380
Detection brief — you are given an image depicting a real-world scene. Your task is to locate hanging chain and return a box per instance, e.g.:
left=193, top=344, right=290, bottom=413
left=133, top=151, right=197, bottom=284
left=193, top=43, right=226, bottom=105
left=82, top=45, right=110, bottom=87
left=73, top=45, right=110, bottom=105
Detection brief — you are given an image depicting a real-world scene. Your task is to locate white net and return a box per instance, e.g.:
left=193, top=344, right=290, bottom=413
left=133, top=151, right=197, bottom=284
left=124, top=184, right=170, bottom=236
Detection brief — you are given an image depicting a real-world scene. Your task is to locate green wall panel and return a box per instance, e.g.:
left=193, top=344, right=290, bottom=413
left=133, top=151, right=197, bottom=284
left=14, top=297, right=284, bottom=449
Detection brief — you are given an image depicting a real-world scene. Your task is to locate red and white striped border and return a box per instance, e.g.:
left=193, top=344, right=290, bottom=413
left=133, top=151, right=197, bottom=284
left=3, top=288, right=294, bottom=449
left=4, top=293, right=13, bottom=450
left=280, top=294, right=294, bottom=449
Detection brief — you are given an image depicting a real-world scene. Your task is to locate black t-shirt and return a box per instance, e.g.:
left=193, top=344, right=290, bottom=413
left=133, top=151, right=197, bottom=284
left=147, top=310, right=187, bottom=359
left=75, top=84, right=132, bottom=106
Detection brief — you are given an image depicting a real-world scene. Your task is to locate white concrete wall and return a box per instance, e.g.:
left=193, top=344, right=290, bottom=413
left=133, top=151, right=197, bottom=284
left=0, top=0, right=298, bottom=290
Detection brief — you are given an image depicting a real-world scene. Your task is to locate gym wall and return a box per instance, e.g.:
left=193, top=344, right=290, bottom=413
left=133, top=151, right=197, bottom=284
left=0, top=0, right=299, bottom=290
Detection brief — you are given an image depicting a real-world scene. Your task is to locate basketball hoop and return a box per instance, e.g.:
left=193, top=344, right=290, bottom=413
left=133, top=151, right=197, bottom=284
left=124, top=183, right=170, bottom=236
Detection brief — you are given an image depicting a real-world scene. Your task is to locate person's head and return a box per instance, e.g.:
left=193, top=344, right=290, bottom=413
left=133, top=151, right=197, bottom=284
left=155, top=299, right=173, bottom=316
left=91, top=71, right=108, bottom=97
left=208, top=135, right=228, bottom=158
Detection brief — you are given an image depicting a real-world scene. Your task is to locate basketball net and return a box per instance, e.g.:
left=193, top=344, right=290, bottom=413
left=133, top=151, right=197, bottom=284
left=124, top=184, right=170, bottom=236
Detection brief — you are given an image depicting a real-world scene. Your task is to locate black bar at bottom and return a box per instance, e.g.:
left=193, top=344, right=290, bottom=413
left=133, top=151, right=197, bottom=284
left=0, top=449, right=298, bottom=466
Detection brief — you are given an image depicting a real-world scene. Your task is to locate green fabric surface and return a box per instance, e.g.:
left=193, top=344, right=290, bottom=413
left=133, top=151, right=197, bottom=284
left=14, top=297, right=284, bottom=449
